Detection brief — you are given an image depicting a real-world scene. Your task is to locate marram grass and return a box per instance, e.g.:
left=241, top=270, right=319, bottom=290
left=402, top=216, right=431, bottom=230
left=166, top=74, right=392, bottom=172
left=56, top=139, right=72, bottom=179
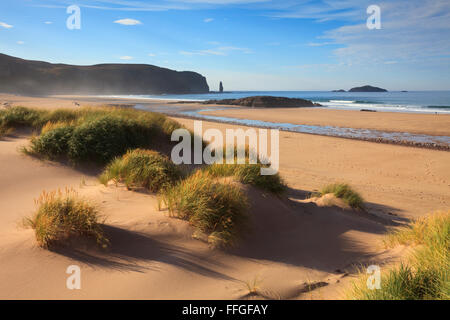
left=3, top=106, right=186, bottom=163
left=348, top=211, right=449, bottom=300
left=99, top=148, right=182, bottom=192
left=204, top=163, right=286, bottom=194
left=319, top=183, right=364, bottom=209
left=24, top=188, right=108, bottom=249
left=159, top=171, right=249, bottom=248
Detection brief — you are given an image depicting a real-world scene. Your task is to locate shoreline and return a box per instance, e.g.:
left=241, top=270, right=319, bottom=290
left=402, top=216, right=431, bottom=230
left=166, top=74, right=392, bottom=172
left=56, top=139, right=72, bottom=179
left=166, top=111, right=450, bottom=151
left=2, top=93, right=449, bottom=150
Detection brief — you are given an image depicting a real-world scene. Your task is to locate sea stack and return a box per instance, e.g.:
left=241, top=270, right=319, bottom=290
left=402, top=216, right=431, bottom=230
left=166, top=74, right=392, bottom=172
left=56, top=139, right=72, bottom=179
left=219, top=81, right=224, bottom=93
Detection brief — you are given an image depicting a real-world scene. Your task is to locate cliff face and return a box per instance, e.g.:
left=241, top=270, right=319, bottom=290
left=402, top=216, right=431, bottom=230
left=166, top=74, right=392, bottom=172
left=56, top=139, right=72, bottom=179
left=0, top=53, right=209, bottom=95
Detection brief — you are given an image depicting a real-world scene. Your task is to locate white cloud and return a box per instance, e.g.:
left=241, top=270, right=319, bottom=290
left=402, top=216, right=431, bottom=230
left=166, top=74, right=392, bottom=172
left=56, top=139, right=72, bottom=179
left=320, top=0, right=450, bottom=66
left=307, top=42, right=334, bottom=47
left=180, top=50, right=225, bottom=56
left=204, top=18, right=214, bottom=23
left=44, top=21, right=53, bottom=24
left=0, top=22, right=13, bottom=29
left=119, top=56, right=133, bottom=60
left=17, top=41, right=25, bottom=45
left=114, top=18, right=142, bottom=25
left=148, top=53, right=156, bottom=57
left=180, top=45, right=252, bottom=56
left=35, top=0, right=270, bottom=12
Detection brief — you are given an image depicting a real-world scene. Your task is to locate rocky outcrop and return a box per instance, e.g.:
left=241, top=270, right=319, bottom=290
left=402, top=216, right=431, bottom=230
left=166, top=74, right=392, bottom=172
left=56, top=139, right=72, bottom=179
left=332, top=89, right=346, bottom=92
left=204, top=96, right=321, bottom=108
left=349, top=85, right=387, bottom=92
left=0, top=53, right=209, bottom=95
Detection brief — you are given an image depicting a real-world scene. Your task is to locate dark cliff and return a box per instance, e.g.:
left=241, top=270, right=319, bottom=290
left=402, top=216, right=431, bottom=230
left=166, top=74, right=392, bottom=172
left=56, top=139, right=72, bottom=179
left=0, top=53, right=209, bottom=95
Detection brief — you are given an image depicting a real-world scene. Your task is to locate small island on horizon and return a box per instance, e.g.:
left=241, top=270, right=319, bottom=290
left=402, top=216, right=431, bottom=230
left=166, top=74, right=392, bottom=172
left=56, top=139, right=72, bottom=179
left=332, top=85, right=388, bottom=92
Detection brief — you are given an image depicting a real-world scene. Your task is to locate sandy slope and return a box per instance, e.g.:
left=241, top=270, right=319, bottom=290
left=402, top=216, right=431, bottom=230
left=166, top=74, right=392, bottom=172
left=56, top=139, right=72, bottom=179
left=0, top=134, right=404, bottom=299
left=173, top=117, right=450, bottom=220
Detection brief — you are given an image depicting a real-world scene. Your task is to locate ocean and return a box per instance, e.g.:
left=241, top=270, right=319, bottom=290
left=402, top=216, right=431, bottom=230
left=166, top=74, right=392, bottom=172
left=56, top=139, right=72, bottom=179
left=108, top=91, right=450, bottom=114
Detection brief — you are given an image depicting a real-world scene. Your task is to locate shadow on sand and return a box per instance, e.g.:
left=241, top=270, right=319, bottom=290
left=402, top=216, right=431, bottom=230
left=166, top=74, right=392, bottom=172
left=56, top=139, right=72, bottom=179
left=52, top=225, right=235, bottom=281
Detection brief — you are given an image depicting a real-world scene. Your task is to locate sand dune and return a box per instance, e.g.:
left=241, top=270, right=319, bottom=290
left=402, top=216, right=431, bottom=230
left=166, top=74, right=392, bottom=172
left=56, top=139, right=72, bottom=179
left=173, top=117, right=450, bottom=220
left=0, top=132, right=405, bottom=299
left=0, top=95, right=447, bottom=299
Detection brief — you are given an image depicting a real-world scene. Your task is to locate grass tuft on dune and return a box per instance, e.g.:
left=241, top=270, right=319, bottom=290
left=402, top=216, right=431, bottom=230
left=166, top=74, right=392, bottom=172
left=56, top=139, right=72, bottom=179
left=0, top=106, right=186, bottom=163
left=349, top=211, right=449, bottom=300
left=203, top=145, right=286, bottom=194
left=99, top=148, right=182, bottom=192
left=319, top=183, right=364, bottom=209
left=204, top=163, right=286, bottom=194
left=160, top=171, right=249, bottom=248
left=24, top=188, right=108, bottom=249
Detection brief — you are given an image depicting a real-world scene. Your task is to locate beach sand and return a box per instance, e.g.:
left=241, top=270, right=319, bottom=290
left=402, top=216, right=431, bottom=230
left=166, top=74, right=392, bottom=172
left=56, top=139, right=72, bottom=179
left=0, top=94, right=448, bottom=299
left=200, top=106, right=450, bottom=136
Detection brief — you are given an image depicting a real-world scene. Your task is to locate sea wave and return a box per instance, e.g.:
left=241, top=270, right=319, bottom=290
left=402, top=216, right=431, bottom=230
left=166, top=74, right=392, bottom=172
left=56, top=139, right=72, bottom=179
left=425, top=105, right=450, bottom=109
left=328, top=100, right=355, bottom=103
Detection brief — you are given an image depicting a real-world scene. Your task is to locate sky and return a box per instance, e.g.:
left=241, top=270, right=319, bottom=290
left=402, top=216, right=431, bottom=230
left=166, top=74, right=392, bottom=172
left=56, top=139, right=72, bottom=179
left=0, top=0, right=449, bottom=91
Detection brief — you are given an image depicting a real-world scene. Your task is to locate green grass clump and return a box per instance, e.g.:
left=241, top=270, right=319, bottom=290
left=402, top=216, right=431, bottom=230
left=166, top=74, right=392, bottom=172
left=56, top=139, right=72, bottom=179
left=385, top=211, right=450, bottom=248
left=349, top=211, right=449, bottom=300
left=24, top=189, right=108, bottom=249
left=204, top=163, right=286, bottom=194
left=0, top=107, right=82, bottom=136
left=99, top=148, right=182, bottom=192
left=319, top=183, right=364, bottom=209
left=160, top=171, right=249, bottom=247
left=0, top=106, right=45, bottom=135
left=30, top=126, right=75, bottom=158
left=11, top=106, right=186, bottom=164
left=66, top=115, right=157, bottom=163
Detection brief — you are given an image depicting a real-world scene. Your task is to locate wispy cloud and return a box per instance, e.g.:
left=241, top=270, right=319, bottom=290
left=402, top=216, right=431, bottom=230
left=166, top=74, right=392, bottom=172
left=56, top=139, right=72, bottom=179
left=0, top=21, right=13, bottom=29
left=148, top=53, right=156, bottom=57
left=180, top=45, right=252, bottom=56
left=320, top=0, right=450, bottom=66
left=44, top=21, right=53, bottom=25
left=17, top=41, right=25, bottom=45
left=257, top=0, right=450, bottom=66
left=180, top=49, right=225, bottom=56
left=114, top=18, right=142, bottom=25
left=204, top=18, right=214, bottom=23
left=307, top=41, right=335, bottom=47
left=34, top=0, right=269, bottom=12
left=119, top=56, right=133, bottom=60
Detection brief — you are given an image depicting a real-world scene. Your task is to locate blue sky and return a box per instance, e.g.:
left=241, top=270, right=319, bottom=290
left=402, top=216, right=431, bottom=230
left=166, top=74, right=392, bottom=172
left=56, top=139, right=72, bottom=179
left=0, top=0, right=449, bottom=91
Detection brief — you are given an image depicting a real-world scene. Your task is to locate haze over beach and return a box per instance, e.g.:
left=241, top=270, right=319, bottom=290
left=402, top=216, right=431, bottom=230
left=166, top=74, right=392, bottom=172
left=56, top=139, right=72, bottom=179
left=0, top=0, right=449, bottom=307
